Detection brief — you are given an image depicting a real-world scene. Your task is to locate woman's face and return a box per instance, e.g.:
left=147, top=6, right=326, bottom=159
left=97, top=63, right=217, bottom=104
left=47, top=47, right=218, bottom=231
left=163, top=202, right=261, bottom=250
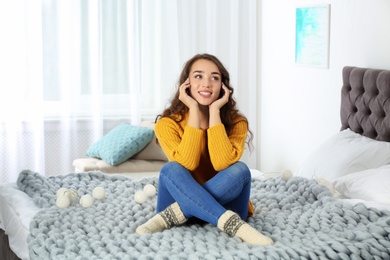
left=188, top=59, right=222, bottom=106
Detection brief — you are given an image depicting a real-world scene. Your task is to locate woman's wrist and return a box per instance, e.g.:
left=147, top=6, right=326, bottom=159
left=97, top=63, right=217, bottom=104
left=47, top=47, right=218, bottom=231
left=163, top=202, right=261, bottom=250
left=187, top=107, right=201, bottom=129
left=209, top=108, right=221, bottom=127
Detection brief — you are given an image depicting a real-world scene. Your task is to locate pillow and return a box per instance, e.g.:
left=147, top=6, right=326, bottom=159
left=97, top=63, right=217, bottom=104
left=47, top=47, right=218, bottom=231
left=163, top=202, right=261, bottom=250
left=86, top=123, right=154, bottom=165
left=333, top=164, right=390, bottom=204
left=132, top=121, right=168, bottom=161
left=297, top=129, right=390, bottom=182
left=250, top=169, right=264, bottom=179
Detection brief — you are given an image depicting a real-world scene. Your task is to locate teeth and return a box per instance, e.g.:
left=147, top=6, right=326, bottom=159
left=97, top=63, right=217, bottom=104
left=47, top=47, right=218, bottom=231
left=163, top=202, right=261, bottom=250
left=199, top=92, right=211, bottom=96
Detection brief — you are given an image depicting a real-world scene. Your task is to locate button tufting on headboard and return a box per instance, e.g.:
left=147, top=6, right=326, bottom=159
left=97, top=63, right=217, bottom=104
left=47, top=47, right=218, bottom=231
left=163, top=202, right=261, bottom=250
left=341, top=66, right=390, bottom=142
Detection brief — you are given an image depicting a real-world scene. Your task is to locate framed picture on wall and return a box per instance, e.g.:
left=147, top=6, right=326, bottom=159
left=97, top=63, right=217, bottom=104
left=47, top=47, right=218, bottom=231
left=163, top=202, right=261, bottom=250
left=295, top=5, right=331, bottom=68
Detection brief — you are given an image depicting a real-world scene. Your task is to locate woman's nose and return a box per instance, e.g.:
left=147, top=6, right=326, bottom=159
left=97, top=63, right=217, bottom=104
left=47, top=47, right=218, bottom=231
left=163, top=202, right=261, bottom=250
left=202, top=78, right=210, bottom=87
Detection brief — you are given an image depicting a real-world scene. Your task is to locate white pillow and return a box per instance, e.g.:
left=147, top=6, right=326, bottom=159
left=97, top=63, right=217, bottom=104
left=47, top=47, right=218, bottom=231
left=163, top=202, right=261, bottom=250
left=333, top=164, right=390, bottom=204
left=297, top=129, right=390, bottom=181
left=250, top=169, right=264, bottom=179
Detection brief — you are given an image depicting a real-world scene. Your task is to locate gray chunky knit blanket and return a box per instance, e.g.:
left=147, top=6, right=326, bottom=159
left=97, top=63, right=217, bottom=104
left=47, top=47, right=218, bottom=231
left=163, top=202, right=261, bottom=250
left=17, top=170, right=390, bottom=260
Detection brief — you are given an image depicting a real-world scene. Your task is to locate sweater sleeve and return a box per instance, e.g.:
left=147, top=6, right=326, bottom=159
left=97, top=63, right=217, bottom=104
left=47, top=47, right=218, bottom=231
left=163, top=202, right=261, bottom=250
left=155, top=117, right=205, bottom=171
left=207, top=118, right=248, bottom=171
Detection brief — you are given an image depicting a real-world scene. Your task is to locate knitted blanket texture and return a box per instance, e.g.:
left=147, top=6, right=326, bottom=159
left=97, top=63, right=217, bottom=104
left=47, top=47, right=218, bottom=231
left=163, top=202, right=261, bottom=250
left=17, top=170, right=390, bottom=260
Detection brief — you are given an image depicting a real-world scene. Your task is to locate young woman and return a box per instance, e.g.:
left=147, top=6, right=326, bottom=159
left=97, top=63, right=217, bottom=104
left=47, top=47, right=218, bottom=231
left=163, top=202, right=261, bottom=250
left=136, top=53, right=273, bottom=246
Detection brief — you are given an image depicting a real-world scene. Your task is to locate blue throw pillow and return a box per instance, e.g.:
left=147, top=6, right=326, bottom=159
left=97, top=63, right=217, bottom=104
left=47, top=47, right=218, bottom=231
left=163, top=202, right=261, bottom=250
left=86, top=123, right=154, bottom=165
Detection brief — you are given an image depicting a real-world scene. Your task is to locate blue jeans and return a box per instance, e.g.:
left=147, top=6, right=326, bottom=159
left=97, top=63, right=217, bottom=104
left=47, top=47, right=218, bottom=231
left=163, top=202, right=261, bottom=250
left=156, top=161, right=251, bottom=226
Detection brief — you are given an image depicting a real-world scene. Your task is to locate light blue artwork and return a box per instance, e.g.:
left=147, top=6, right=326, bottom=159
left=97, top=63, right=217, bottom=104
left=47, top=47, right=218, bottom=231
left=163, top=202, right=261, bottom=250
left=296, top=5, right=330, bottom=68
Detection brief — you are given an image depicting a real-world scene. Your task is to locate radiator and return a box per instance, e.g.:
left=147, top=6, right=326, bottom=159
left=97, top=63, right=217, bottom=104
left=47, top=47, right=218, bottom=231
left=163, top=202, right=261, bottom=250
left=0, top=119, right=131, bottom=183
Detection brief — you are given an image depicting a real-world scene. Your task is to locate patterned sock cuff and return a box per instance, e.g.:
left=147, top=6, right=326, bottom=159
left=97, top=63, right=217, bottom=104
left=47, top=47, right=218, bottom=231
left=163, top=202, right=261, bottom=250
left=160, top=202, right=187, bottom=228
left=217, top=210, right=244, bottom=236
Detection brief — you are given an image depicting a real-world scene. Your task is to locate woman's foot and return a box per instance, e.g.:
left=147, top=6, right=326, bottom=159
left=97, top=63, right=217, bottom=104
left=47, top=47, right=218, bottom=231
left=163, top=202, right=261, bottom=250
left=136, top=202, right=187, bottom=234
left=217, top=210, right=273, bottom=246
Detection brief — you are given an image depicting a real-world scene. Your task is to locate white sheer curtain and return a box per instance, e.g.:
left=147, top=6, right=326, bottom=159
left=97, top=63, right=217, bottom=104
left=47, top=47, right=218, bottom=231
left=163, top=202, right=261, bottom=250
left=0, top=0, right=258, bottom=184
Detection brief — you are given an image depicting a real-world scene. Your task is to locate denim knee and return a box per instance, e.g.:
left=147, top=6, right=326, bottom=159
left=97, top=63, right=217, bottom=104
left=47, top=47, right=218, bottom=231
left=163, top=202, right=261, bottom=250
left=229, top=161, right=251, bottom=181
left=160, top=161, right=183, bottom=177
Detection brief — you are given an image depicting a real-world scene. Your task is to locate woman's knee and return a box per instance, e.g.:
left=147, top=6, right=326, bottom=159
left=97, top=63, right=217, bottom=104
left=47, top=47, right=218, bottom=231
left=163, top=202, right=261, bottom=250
left=160, top=161, right=183, bottom=177
left=230, top=161, right=251, bottom=180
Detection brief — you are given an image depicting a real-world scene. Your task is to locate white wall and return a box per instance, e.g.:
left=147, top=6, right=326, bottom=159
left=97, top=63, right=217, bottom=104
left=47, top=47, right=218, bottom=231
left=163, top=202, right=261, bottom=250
left=257, top=0, right=390, bottom=174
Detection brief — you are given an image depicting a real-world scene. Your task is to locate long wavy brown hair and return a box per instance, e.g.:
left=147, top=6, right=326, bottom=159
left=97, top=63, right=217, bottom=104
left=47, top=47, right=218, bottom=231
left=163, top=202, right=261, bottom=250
left=156, top=53, right=253, bottom=150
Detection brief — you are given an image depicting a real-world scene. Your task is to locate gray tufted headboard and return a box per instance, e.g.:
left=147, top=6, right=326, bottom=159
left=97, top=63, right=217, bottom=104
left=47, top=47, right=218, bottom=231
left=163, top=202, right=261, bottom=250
left=341, top=66, right=390, bottom=141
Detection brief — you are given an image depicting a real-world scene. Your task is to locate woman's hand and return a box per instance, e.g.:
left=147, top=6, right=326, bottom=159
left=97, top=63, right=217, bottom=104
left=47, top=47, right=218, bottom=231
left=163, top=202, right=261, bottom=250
left=179, top=78, right=198, bottom=110
left=209, top=84, right=230, bottom=111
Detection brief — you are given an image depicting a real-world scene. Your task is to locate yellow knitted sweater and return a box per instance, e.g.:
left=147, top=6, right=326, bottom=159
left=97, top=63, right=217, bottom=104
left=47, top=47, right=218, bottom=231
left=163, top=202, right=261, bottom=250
left=155, top=113, right=254, bottom=216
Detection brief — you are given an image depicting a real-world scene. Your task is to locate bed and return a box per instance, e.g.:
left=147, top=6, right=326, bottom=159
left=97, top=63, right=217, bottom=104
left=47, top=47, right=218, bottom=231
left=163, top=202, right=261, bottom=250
left=1, top=66, right=390, bottom=259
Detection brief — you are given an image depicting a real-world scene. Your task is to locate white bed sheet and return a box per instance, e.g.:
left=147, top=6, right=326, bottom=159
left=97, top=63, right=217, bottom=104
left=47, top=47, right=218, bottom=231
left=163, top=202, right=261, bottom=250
left=0, top=183, right=40, bottom=260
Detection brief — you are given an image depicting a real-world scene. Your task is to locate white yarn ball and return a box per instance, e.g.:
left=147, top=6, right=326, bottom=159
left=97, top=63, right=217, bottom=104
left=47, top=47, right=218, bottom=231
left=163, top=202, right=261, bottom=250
left=134, top=191, right=147, bottom=204
left=143, top=184, right=156, bottom=197
left=281, top=169, right=293, bottom=181
left=92, top=186, right=106, bottom=200
left=65, top=189, right=78, bottom=203
left=80, top=194, right=94, bottom=208
left=56, top=195, right=70, bottom=208
left=56, top=187, right=68, bottom=197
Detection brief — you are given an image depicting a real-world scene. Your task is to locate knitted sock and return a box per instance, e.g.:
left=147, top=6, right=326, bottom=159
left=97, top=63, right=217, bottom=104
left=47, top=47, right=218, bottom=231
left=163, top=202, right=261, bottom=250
left=217, top=210, right=273, bottom=246
left=136, top=202, right=187, bottom=234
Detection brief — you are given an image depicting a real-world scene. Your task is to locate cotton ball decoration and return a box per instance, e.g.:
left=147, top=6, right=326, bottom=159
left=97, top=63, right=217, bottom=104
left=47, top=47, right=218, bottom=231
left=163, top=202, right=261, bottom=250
left=80, top=194, right=94, bottom=208
left=134, top=184, right=156, bottom=204
left=65, top=189, right=78, bottom=203
left=56, top=195, right=70, bottom=208
left=92, top=186, right=106, bottom=200
left=56, top=187, right=68, bottom=197
left=143, top=184, right=156, bottom=197
left=281, top=169, right=293, bottom=181
left=134, top=191, right=147, bottom=204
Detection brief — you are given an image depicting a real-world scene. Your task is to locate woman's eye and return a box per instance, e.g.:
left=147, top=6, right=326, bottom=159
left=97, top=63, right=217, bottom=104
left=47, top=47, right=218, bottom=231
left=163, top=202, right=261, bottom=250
left=194, top=75, right=201, bottom=79
left=212, top=77, right=220, bottom=81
